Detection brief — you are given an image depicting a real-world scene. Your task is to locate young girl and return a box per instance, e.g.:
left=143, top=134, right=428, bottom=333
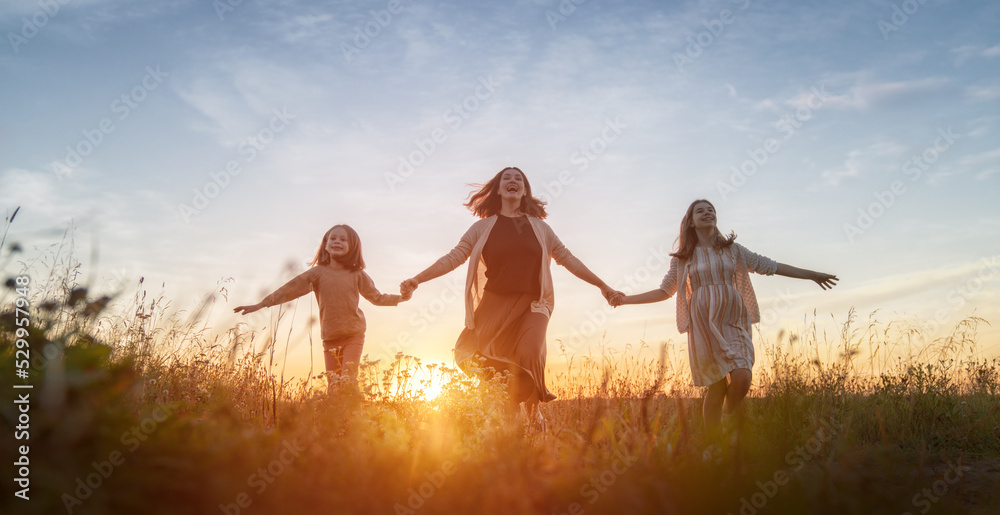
left=612, top=200, right=837, bottom=441
left=234, top=224, right=409, bottom=390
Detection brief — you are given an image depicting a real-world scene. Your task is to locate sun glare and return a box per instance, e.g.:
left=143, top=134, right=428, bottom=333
left=414, top=362, right=451, bottom=401
left=419, top=381, right=444, bottom=401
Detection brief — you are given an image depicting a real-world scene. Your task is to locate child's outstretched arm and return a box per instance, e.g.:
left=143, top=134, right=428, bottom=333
left=614, top=289, right=671, bottom=307
left=359, top=272, right=405, bottom=306
left=738, top=244, right=838, bottom=290
left=234, top=302, right=265, bottom=315
left=612, top=255, right=681, bottom=307
left=233, top=270, right=314, bottom=315
left=774, top=263, right=838, bottom=290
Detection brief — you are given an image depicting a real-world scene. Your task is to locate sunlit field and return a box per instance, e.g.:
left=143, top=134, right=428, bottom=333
left=2, top=245, right=999, bottom=515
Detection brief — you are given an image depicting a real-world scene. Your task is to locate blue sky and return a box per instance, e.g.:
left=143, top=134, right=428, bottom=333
left=2, top=0, right=998, bottom=379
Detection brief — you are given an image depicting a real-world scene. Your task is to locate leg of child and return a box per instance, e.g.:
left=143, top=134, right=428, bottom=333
left=339, top=333, right=365, bottom=386
left=703, top=378, right=727, bottom=442
left=723, top=368, right=752, bottom=415
left=323, top=340, right=345, bottom=394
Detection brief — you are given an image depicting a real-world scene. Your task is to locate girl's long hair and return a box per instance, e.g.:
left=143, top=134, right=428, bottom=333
left=310, top=224, right=365, bottom=272
left=464, top=167, right=548, bottom=219
left=670, top=199, right=736, bottom=260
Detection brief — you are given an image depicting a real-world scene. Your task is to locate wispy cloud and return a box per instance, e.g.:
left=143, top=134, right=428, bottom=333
left=821, top=77, right=951, bottom=110
left=960, top=148, right=1000, bottom=166
left=815, top=256, right=1000, bottom=314
left=0, top=169, right=62, bottom=219
left=959, top=148, right=1000, bottom=180
left=966, top=80, right=1000, bottom=101
left=173, top=59, right=321, bottom=146
left=175, top=78, right=260, bottom=143
left=950, top=43, right=1000, bottom=66
left=821, top=142, right=907, bottom=186
left=0, top=166, right=178, bottom=264
left=0, top=0, right=115, bottom=18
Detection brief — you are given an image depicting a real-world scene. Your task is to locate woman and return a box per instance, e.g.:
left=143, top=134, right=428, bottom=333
left=613, top=199, right=837, bottom=441
left=400, top=167, right=622, bottom=428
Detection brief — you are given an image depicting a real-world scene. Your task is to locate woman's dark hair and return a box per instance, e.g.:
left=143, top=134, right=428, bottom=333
left=464, top=167, right=548, bottom=219
left=670, top=199, right=736, bottom=260
left=310, top=224, right=365, bottom=272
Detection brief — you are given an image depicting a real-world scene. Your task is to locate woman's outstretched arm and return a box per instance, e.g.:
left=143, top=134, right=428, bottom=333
left=560, top=262, right=625, bottom=304
left=547, top=229, right=624, bottom=303
left=401, top=260, right=457, bottom=295
left=401, top=223, right=482, bottom=296
left=774, top=263, right=838, bottom=290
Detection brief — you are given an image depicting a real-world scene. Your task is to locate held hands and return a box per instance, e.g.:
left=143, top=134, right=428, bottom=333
left=811, top=271, right=839, bottom=290
left=601, top=285, right=625, bottom=308
left=400, top=278, right=419, bottom=298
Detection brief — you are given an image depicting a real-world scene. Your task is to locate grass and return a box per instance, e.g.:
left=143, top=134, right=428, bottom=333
left=1, top=226, right=999, bottom=514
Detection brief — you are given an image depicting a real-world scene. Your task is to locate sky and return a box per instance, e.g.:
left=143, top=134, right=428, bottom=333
left=2, top=0, right=999, bottom=382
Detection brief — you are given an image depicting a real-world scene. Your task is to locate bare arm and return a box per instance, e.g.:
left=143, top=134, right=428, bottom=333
left=615, top=289, right=670, bottom=307
left=774, top=263, right=838, bottom=290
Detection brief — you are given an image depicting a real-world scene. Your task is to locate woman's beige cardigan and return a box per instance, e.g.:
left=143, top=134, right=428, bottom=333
left=424, top=215, right=589, bottom=329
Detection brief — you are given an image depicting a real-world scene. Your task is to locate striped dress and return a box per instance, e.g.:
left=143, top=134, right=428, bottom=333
left=659, top=244, right=777, bottom=386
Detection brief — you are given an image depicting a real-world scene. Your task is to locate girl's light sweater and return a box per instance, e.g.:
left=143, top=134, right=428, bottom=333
left=260, top=265, right=401, bottom=340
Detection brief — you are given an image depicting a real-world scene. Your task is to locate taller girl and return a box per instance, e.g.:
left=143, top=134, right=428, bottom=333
left=614, top=199, right=837, bottom=439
